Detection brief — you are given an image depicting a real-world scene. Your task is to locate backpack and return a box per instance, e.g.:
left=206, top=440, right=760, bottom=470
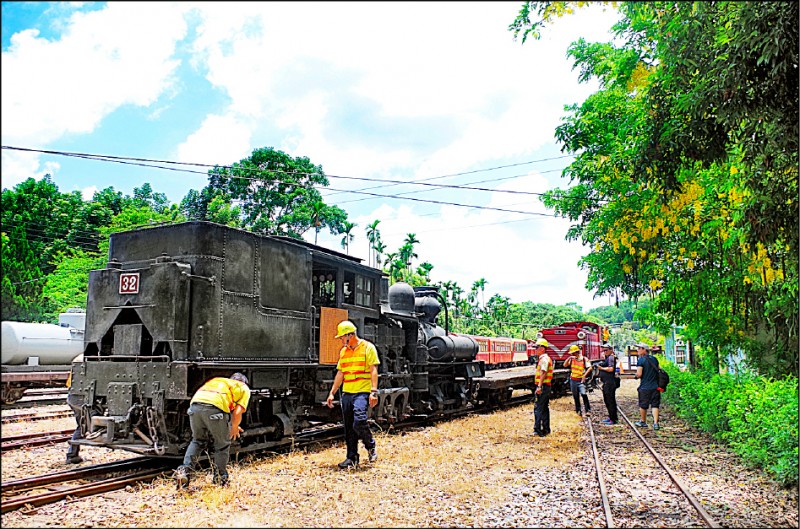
left=647, top=355, right=670, bottom=391
left=657, top=367, right=670, bottom=391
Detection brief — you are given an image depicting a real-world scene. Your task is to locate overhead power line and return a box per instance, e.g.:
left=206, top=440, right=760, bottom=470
left=2, top=145, right=581, bottom=216
left=2, top=146, right=607, bottom=216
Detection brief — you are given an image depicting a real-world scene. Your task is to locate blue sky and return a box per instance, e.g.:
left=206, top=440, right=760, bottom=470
left=2, top=1, right=622, bottom=309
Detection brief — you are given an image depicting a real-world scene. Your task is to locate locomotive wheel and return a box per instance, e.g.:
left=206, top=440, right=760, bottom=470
left=1, top=386, right=26, bottom=405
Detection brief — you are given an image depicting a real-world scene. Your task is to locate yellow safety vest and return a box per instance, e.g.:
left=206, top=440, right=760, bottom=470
left=191, top=377, right=251, bottom=413
left=337, top=339, right=379, bottom=394
left=535, top=356, right=554, bottom=385
left=570, top=357, right=588, bottom=380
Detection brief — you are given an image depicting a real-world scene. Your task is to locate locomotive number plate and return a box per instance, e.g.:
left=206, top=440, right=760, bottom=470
left=119, top=272, right=140, bottom=294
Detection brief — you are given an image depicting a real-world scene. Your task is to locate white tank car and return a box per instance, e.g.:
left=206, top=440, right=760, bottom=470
left=2, top=313, right=85, bottom=365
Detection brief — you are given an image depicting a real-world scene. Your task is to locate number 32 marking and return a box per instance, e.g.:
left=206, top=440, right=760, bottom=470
left=119, top=272, right=140, bottom=294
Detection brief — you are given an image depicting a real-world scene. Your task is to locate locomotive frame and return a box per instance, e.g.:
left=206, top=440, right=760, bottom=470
left=70, top=221, right=485, bottom=457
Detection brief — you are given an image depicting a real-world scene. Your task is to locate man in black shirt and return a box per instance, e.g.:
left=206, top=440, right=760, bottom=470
left=598, top=343, right=619, bottom=425
left=634, top=343, right=661, bottom=430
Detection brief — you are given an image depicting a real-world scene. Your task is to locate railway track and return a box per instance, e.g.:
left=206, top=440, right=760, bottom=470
left=1, top=391, right=538, bottom=514
left=1, top=457, right=171, bottom=514
left=1, top=428, right=76, bottom=451
left=585, top=393, right=723, bottom=528
left=1, top=395, right=68, bottom=410
left=1, top=410, right=73, bottom=425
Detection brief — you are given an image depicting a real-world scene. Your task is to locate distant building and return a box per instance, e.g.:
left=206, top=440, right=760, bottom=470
left=664, top=325, right=692, bottom=370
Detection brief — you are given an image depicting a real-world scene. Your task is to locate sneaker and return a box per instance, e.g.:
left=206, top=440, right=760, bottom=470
left=634, top=420, right=648, bottom=428
left=175, top=467, right=190, bottom=489
left=65, top=455, right=83, bottom=465
left=600, top=418, right=614, bottom=425
left=213, top=474, right=229, bottom=486
left=337, top=457, right=359, bottom=469
left=652, top=423, right=660, bottom=431
left=368, top=446, right=378, bottom=463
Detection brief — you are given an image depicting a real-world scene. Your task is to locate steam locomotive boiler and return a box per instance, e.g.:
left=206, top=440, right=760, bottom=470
left=70, top=221, right=485, bottom=457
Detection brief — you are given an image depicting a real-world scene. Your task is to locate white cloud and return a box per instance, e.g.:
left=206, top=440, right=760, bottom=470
left=3, top=2, right=620, bottom=308
left=1, top=2, right=191, bottom=186
left=175, top=113, right=253, bottom=165
left=182, top=2, right=617, bottom=179
left=313, top=169, right=605, bottom=309
left=81, top=185, right=98, bottom=201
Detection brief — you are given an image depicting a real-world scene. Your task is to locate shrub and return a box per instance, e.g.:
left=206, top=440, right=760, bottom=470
left=662, top=361, right=798, bottom=487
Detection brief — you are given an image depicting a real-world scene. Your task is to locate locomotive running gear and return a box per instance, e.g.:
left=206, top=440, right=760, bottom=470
left=335, top=320, right=357, bottom=338
left=191, top=377, right=251, bottom=413
left=337, top=339, right=380, bottom=394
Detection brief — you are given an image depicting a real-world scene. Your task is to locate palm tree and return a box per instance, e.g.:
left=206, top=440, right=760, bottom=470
left=365, top=219, right=381, bottom=267
left=416, top=262, right=433, bottom=283
left=373, top=240, right=387, bottom=268
left=473, top=278, right=488, bottom=310
left=310, top=200, right=326, bottom=245
left=341, top=221, right=357, bottom=254
left=400, top=233, right=420, bottom=278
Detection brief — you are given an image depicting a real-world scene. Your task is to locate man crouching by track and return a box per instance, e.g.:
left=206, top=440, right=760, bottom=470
left=326, top=320, right=380, bottom=468
left=175, top=372, right=251, bottom=488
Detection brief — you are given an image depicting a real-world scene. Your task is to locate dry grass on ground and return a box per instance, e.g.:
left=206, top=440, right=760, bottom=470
left=160, top=397, right=585, bottom=527
left=2, top=396, right=585, bottom=528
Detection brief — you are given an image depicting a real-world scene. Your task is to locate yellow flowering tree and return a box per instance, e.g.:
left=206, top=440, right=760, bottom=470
left=514, top=1, right=798, bottom=376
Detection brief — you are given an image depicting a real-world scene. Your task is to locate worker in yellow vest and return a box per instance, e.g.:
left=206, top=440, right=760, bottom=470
left=532, top=338, right=553, bottom=437
left=175, top=372, right=250, bottom=488
left=326, top=320, right=380, bottom=468
left=564, top=344, right=592, bottom=417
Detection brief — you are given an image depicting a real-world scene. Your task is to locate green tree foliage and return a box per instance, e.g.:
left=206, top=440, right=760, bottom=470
left=340, top=221, right=357, bottom=254
left=40, top=204, right=185, bottom=320
left=511, top=1, right=798, bottom=377
left=2, top=176, right=103, bottom=320
left=192, top=147, right=348, bottom=238
left=1, top=176, right=184, bottom=322
left=1, top=230, right=40, bottom=321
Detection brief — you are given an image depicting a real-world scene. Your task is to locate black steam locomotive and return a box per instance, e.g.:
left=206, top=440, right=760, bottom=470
left=69, top=221, right=489, bottom=457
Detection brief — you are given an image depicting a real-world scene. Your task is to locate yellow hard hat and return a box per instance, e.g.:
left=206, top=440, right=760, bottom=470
left=534, top=338, right=549, bottom=348
left=335, top=320, right=357, bottom=338
left=569, top=345, right=581, bottom=354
